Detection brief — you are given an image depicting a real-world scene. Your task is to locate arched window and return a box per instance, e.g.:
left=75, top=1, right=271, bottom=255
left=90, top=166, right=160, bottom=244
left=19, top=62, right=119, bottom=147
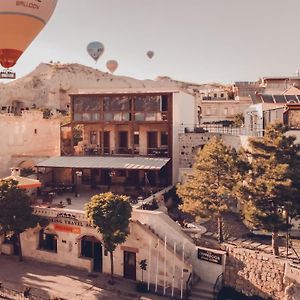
left=39, top=229, right=57, bottom=253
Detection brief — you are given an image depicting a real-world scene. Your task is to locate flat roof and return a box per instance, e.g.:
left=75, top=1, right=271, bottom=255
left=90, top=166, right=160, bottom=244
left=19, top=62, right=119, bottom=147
left=70, top=88, right=179, bottom=96
left=36, top=156, right=170, bottom=170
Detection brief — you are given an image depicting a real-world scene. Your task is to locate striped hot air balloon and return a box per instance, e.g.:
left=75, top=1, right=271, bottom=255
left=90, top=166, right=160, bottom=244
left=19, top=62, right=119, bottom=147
left=0, top=0, right=58, bottom=69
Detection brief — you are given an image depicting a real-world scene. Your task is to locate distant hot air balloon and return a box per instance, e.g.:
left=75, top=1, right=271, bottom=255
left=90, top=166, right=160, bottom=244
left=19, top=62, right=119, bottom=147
left=147, top=51, right=154, bottom=59
left=106, top=60, right=118, bottom=74
left=0, top=0, right=58, bottom=69
left=87, top=41, right=105, bottom=63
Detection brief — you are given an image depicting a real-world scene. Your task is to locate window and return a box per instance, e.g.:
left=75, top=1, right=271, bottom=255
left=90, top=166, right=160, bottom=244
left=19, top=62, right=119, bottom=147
left=161, top=131, right=168, bottom=146
left=134, top=131, right=139, bottom=145
left=39, top=229, right=57, bottom=253
left=90, top=131, right=97, bottom=144
left=73, top=96, right=100, bottom=112
left=103, top=96, right=130, bottom=111
left=34, top=129, right=37, bottom=134
left=135, top=96, right=161, bottom=111
left=220, top=93, right=224, bottom=98
left=214, top=93, right=217, bottom=98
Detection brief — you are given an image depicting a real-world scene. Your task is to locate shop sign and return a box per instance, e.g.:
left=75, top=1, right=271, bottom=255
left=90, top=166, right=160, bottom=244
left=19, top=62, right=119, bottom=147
left=54, top=223, right=81, bottom=234
left=197, top=248, right=223, bottom=265
left=49, top=212, right=86, bottom=227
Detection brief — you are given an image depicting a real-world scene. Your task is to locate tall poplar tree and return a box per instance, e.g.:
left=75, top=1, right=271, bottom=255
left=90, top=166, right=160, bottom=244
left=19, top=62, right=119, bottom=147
left=177, top=137, right=238, bottom=242
left=236, top=123, right=300, bottom=255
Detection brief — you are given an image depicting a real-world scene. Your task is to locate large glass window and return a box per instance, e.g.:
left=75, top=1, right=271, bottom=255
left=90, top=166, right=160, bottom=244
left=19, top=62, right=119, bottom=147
left=73, top=96, right=100, bottom=112
left=103, top=96, right=130, bottom=111
left=135, top=96, right=161, bottom=111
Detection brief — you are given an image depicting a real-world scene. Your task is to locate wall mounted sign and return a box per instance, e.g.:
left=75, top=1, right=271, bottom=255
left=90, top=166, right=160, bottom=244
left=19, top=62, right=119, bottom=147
left=54, top=224, right=81, bottom=234
left=197, top=248, right=223, bottom=265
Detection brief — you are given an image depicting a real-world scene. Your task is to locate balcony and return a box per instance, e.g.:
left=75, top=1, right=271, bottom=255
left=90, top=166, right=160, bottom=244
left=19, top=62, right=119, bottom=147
left=73, top=145, right=170, bottom=158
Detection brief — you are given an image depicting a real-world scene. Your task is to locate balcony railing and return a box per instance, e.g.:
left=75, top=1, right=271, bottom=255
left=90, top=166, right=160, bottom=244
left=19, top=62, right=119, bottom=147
left=73, top=145, right=170, bottom=157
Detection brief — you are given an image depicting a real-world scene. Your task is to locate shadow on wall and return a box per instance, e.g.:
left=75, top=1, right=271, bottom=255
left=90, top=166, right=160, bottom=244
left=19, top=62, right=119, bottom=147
left=224, top=252, right=284, bottom=300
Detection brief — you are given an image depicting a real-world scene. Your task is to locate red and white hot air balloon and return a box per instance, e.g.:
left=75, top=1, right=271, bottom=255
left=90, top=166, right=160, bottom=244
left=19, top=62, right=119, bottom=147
left=106, top=59, right=118, bottom=74
left=0, top=0, right=58, bottom=71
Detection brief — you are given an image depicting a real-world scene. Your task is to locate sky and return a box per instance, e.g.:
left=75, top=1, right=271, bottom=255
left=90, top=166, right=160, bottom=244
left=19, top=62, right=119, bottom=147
left=9, top=0, right=300, bottom=84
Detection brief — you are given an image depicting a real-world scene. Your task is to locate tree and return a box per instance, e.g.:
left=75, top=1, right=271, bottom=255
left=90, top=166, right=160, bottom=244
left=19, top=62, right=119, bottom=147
left=0, top=180, right=40, bottom=261
left=85, top=192, right=132, bottom=283
left=177, top=137, right=238, bottom=242
left=236, top=123, right=300, bottom=255
left=233, top=113, right=245, bottom=127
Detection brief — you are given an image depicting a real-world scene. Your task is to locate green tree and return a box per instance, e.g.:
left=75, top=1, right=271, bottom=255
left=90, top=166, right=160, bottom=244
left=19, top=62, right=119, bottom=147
left=233, top=113, right=245, bottom=127
left=0, top=180, right=40, bottom=261
left=85, top=192, right=132, bottom=283
left=236, top=123, right=300, bottom=255
left=177, top=137, right=238, bottom=242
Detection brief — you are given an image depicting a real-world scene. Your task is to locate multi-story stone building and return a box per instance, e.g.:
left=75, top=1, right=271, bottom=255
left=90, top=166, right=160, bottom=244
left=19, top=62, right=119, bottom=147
left=0, top=110, right=60, bottom=177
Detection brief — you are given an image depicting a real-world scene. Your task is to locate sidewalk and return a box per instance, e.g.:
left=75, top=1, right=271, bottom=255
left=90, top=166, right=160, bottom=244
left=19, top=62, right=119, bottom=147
left=0, top=255, right=168, bottom=300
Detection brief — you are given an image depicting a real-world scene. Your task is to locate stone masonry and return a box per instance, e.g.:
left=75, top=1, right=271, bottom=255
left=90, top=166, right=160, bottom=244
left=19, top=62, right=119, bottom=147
left=224, top=245, right=300, bottom=300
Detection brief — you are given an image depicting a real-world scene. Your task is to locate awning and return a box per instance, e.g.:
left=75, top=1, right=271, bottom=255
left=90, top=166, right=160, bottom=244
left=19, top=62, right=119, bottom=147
left=2, top=175, right=42, bottom=189
left=36, top=156, right=170, bottom=170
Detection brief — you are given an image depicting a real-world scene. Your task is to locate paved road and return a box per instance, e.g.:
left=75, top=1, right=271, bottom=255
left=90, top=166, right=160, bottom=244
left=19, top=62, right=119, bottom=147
left=0, top=256, right=165, bottom=300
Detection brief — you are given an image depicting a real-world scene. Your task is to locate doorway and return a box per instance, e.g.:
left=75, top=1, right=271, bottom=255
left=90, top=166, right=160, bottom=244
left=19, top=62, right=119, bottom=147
left=124, top=251, right=136, bottom=280
left=81, top=236, right=103, bottom=272
left=103, top=131, right=110, bottom=154
left=118, top=131, right=129, bottom=154
left=147, top=131, right=158, bottom=154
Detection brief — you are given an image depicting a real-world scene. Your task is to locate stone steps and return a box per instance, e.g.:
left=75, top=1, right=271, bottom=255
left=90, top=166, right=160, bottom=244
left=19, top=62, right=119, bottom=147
left=189, top=281, right=214, bottom=300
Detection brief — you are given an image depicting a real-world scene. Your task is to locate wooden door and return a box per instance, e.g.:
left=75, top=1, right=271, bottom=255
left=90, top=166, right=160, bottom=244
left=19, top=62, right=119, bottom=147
left=124, top=251, right=136, bottom=280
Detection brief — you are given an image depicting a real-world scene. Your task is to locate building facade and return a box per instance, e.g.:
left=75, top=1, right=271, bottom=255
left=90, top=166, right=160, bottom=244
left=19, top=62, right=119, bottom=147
left=0, top=110, right=60, bottom=178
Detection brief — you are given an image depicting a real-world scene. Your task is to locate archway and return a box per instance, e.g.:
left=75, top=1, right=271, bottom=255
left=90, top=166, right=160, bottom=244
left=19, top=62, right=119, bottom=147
left=80, top=236, right=103, bottom=272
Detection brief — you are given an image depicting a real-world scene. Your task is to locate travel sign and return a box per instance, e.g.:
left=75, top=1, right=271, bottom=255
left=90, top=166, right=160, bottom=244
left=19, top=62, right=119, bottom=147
left=197, top=248, right=223, bottom=265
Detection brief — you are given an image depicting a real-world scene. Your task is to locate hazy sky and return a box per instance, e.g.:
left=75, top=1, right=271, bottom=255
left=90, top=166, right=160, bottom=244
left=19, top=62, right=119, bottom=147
left=10, top=0, right=300, bottom=83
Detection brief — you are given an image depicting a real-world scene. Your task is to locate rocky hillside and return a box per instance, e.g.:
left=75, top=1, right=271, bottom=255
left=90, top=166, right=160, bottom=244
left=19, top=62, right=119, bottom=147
left=0, top=63, right=226, bottom=110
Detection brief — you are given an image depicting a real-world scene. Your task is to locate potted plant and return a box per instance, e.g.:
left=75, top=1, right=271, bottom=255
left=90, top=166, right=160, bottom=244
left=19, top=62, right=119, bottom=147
left=136, top=259, right=148, bottom=293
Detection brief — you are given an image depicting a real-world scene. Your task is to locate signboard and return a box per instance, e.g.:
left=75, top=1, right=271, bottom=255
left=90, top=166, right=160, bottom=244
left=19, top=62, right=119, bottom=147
left=54, top=224, right=81, bottom=234
left=0, top=71, right=16, bottom=79
left=198, top=248, right=223, bottom=265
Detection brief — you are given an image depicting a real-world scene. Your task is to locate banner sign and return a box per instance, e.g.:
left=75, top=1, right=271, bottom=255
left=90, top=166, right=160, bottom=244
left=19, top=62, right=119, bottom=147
left=197, top=248, right=223, bottom=265
left=54, top=224, right=81, bottom=234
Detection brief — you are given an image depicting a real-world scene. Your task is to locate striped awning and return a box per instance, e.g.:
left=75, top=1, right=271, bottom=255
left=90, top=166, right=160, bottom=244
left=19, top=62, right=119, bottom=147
left=36, top=156, right=170, bottom=170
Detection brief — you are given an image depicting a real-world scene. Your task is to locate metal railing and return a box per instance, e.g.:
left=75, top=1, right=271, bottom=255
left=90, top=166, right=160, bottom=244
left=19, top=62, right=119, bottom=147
left=185, top=272, right=193, bottom=300
left=213, top=273, right=224, bottom=300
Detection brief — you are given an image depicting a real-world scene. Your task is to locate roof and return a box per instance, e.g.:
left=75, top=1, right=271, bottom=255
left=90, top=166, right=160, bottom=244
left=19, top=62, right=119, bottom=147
left=70, top=88, right=179, bottom=96
left=2, top=175, right=42, bottom=189
left=251, top=93, right=300, bottom=104
left=36, top=156, right=170, bottom=170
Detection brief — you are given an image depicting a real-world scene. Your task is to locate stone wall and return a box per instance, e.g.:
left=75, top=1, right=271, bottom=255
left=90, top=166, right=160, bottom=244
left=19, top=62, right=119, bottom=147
left=224, top=245, right=300, bottom=300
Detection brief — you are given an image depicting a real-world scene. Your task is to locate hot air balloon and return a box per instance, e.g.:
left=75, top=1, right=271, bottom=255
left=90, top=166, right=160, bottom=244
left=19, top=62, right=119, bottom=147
left=106, top=60, right=118, bottom=74
left=147, top=51, right=154, bottom=59
left=0, top=0, right=58, bottom=70
left=87, top=41, right=105, bottom=63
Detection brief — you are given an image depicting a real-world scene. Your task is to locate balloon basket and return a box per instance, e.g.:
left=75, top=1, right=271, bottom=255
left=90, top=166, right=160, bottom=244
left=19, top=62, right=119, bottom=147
left=0, top=69, right=16, bottom=79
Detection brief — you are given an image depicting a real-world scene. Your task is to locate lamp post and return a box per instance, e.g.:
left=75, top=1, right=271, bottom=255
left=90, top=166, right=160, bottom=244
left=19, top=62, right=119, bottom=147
left=75, top=170, right=82, bottom=197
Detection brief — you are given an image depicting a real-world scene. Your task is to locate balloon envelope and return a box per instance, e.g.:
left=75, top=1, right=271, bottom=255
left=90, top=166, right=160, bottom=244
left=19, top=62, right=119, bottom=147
left=147, top=51, right=154, bottom=59
left=87, top=41, right=104, bottom=62
left=106, top=60, right=118, bottom=74
left=0, top=0, right=58, bottom=68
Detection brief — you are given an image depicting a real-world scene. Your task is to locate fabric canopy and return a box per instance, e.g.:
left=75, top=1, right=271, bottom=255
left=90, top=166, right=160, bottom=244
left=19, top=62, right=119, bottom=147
left=3, top=175, right=42, bottom=189
left=36, top=156, right=170, bottom=170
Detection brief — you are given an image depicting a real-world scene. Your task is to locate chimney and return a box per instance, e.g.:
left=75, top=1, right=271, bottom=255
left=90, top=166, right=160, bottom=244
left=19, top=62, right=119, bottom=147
left=10, top=167, right=21, bottom=177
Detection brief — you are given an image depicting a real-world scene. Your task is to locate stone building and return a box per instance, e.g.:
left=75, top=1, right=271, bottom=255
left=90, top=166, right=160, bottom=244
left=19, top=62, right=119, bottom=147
left=0, top=110, right=60, bottom=178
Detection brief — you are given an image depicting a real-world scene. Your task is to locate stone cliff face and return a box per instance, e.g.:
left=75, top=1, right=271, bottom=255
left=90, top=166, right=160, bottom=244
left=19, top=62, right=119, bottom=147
left=0, top=62, right=226, bottom=111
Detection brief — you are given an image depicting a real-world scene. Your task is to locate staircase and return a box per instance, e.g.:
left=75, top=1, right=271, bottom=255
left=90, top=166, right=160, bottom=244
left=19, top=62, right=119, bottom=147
left=189, top=281, right=214, bottom=300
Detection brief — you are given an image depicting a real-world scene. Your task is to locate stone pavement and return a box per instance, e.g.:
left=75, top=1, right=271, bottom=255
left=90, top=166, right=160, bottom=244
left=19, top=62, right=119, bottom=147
left=0, top=255, right=168, bottom=300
